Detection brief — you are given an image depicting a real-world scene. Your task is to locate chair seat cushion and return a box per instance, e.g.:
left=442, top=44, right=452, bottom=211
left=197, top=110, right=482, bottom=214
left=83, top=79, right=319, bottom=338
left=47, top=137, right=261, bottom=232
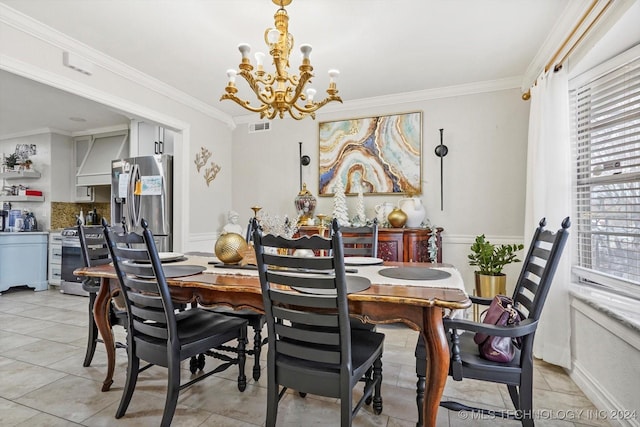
left=175, top=308, right=246, bottom=345
left=206, top=306, right=265, bottom=329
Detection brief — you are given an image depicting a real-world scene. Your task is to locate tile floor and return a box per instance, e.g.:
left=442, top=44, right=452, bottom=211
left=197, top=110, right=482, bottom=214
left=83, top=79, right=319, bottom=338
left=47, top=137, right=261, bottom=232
left=0, top=287, right=608, bottom=427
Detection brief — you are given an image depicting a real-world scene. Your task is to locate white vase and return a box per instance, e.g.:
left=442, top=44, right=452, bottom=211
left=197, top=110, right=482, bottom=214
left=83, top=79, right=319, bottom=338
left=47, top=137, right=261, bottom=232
left=398, top=197, right=426, bottom=228
left=374, top=202, right=394, bottom=226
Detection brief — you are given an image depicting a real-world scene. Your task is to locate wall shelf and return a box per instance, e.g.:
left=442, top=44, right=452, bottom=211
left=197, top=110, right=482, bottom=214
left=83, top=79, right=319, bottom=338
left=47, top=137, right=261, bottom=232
left=0, top=195, right=45, bottom=202
left=0, top=169, right=41, bottom=180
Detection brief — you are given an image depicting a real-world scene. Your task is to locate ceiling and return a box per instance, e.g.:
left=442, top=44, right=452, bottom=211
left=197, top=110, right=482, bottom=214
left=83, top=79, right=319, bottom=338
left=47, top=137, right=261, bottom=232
left=0, top=0, right=634, bottom=137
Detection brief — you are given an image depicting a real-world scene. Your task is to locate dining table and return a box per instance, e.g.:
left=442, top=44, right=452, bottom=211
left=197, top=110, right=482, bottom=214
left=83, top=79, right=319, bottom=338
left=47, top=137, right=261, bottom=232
left=74, top=255, right=470, bottom=427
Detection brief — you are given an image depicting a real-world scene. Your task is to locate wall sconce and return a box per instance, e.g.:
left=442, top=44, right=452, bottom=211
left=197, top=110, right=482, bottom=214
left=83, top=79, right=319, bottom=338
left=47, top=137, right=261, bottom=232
left=299, top=141, right=310, bottom=191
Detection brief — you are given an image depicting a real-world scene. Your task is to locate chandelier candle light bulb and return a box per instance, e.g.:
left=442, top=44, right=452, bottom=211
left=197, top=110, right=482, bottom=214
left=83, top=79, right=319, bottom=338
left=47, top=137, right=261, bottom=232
left=220, top=0, right=342, bottom=120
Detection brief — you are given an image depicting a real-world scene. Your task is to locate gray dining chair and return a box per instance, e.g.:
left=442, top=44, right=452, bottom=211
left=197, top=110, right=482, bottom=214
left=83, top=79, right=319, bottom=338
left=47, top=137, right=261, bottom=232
left=253, top=218, right=384, bottom=426
left=414, top=217, right=570, bottom=427
left=102, top=218, right=248, bottom=427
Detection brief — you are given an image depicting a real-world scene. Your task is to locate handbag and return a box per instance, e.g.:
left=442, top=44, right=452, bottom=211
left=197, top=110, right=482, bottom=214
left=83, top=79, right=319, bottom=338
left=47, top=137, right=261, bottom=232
left=473, top=295, right=522, bottom=362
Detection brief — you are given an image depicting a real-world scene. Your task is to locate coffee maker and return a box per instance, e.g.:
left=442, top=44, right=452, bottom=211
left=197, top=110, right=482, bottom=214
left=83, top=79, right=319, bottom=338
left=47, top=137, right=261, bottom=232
left=0, top=202, right=10, bottom=231
left=0, top=209, right=7, bottom=231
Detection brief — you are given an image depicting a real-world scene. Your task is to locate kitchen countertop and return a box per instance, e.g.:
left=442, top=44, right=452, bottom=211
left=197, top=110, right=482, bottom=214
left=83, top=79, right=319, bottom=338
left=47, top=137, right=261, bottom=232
left=0, top=231, right=49, bottom=235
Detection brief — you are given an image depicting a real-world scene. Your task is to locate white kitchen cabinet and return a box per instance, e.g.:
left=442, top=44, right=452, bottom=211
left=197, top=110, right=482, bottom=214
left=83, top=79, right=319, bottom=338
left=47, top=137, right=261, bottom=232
left=48, top=231, right=63, bottom=287
left=133, top=120, right=174, bottom=156
left=0, top=232, right=48, bottom=293
left=75, top=128, right=129, bottom=187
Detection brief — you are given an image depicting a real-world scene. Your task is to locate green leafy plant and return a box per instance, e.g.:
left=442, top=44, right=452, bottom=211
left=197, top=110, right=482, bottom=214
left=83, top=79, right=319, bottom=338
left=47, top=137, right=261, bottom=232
left=3, top=153, right=19, bottom=169
left=468, top=234, right=524, bottom=276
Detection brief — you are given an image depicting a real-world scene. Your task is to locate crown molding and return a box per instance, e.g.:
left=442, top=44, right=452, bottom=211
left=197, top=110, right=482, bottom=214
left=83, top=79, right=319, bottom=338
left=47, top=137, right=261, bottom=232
left=232, top=76, right=522, bottom=125
left=0, top=3, right=235, bottom=129
left=0, top=127, right=70, bottom=141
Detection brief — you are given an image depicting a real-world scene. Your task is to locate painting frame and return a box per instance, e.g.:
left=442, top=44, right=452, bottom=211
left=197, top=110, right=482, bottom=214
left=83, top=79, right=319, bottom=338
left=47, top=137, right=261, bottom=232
left=318, top=111, right=422, bottom=196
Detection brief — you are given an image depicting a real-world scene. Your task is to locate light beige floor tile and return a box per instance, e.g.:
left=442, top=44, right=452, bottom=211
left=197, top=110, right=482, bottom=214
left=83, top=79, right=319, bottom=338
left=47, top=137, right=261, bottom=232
left=28, top=323, right=87, bottom=345
left=0, top=360, right=68, bottom=400
left=199, top=413, right=262, bottom=426
left=180, top=376, right=269, bottom=424
left=83, top=388, right=213, bottom=427
left=19, top=305, right=86, bottom=327
left=14, top=412, right=83, bottom=427
left=14, top=374, right=121, bottom=424
left=0, top=330, right=41, bottom=352
left=0, top=313, right=55, bottom=335
left=0, top=300, right=41, bottom=314
left=0, top=339, right=80, bottom=366
left=443, top=377, right=509, bottom=409
left=0, top=397, right=41, bottom=426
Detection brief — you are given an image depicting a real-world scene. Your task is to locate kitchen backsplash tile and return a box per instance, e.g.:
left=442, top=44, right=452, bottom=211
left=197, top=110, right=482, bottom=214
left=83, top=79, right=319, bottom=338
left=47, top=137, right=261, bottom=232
left=50, top=202, right=110, bottom=229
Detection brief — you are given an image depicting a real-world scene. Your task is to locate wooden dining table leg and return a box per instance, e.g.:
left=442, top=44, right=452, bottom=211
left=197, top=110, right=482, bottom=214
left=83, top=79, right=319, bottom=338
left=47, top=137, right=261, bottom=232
left=421, top=306, right=449, bottom=427
left=93, top=277, right=115, bottom=392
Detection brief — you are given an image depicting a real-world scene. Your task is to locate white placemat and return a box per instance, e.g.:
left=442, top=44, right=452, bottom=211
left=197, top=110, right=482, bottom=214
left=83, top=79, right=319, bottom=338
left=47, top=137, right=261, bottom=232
left=176, top=257, right=465, bottom=292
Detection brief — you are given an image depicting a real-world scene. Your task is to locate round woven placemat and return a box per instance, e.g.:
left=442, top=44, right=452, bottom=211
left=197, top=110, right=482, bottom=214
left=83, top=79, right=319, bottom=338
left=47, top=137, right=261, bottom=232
left=378, top=267, right=451, bottom=281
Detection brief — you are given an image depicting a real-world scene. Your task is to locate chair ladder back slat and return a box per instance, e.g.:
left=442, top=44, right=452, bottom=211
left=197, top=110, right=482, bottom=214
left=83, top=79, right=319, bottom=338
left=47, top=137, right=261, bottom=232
left=531, top=246, right=551, bottom=261
left=133, top=319, right=169, bottom=340
left=266, top=271, right=337, bottom=290
left=122, top=276, right=162, bottom=295
left=263, top=253, right=334, bottom=270
left=524, top=261, right=546, bottom=279
left=269, top=289, right=337, bottom=309
left=272, top=306, right=339, bottom=328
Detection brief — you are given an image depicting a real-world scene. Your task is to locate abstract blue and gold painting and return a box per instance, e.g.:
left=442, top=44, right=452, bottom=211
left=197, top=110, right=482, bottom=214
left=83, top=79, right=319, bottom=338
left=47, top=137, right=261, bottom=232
left=319, top=111, right=422, bottom=195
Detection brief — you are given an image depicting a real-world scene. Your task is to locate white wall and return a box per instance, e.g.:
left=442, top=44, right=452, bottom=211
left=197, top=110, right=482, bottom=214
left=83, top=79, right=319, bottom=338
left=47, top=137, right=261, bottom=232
left=0, top=10, right=234, bottom=250
left=231, top=87, right=530, bottom=293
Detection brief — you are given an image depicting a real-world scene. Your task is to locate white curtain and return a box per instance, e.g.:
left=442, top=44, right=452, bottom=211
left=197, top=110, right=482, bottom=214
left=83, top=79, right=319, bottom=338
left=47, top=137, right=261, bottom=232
left=525, top=67, right=572, bottom=368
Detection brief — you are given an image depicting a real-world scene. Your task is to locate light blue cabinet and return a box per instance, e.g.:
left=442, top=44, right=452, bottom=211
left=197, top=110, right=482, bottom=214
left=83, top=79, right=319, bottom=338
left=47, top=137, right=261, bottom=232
left=0, top=232, right=48, bottom=293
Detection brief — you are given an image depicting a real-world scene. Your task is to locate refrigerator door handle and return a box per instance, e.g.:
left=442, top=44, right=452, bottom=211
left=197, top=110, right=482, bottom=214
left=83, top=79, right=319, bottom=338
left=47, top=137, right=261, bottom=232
left=128, top=164, right=142, bottom=229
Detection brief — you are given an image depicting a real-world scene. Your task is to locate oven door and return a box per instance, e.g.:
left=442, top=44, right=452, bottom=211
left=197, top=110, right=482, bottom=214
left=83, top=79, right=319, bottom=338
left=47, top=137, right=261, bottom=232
left=60, top=238, right=89, bottom=296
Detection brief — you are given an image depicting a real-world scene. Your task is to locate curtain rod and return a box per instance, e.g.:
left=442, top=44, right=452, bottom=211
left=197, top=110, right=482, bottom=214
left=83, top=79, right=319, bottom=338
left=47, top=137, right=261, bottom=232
left=521, top=0, right=612, bottom=101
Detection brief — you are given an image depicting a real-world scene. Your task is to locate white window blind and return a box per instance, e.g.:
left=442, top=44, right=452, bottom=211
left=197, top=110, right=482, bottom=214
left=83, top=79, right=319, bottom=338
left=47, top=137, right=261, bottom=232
left=571, top=55, right=640, bottom=288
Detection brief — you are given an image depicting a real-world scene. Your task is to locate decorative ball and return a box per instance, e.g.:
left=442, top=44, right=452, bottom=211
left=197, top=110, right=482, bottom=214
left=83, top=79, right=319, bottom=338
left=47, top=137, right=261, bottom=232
left=388, top=208, right=408, bottom=228
left=215, top=232, right=248, bottom=264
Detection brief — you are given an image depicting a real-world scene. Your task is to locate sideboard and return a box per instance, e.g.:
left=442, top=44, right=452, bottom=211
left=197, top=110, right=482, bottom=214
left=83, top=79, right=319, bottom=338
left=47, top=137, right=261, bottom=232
left=378, top=228, right=443, bottom=263
left=297, top=226, right=443, bottom=263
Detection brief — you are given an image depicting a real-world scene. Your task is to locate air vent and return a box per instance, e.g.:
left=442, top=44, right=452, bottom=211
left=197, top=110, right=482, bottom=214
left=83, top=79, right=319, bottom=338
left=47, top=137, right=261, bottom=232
left=249, top=121, right=271, bottom=133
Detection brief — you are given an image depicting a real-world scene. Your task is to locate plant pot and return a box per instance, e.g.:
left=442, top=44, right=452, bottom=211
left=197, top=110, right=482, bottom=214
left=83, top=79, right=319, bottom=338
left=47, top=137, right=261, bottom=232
left=474, top=272, right=507, bottom=321
left=474, top=272, right=507, bottom=297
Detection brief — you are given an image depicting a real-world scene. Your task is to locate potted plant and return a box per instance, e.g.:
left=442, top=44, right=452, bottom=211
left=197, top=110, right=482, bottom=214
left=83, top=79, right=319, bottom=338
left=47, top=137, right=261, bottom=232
left=2, top=153, right=19, bottom=171
left=468, top=234, right=524, bottom=299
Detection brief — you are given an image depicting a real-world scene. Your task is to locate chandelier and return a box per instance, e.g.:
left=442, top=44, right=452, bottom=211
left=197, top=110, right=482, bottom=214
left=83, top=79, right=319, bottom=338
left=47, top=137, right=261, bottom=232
left=220, top=0, right=342, bottom=120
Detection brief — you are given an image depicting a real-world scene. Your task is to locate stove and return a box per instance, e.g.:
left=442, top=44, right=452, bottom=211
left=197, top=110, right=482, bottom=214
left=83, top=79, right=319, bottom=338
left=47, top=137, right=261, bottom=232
left=60, top=225, right=103, bottom=296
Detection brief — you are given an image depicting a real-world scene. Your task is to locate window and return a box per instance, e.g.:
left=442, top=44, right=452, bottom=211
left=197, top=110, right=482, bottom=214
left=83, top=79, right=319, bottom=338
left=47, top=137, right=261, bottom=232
left=571, top=52, right=640, bottom=295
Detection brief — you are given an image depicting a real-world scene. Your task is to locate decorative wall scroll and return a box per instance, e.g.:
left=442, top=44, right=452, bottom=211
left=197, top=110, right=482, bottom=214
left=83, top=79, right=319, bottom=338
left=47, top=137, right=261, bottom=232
left=194, top=146, right=221, bottom=186
left=318, top=111, right=422, bottom=196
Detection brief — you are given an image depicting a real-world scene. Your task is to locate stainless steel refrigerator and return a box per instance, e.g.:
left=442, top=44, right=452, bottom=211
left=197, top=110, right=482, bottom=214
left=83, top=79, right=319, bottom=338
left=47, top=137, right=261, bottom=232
left=111, top=155, right=173, bottom=251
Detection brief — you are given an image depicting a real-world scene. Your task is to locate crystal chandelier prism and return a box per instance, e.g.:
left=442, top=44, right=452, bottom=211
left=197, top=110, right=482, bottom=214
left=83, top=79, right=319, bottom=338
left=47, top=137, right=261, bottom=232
left=220, top=0, right=342, bottom=120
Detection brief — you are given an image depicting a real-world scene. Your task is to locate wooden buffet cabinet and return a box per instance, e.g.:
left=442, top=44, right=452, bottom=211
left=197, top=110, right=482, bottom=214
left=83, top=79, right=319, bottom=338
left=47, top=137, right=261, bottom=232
left=378, top=228, right=443, bottom=263
left=298, top=226, right=443, bottom=263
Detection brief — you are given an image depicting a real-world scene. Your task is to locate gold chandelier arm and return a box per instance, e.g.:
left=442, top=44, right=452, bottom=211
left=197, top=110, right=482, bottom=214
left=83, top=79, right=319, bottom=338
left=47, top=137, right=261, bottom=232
left=219, top=93, right=270, bottom=114
left=238, top=70, right=276, bottom=105
left=286, top=70, right=312, bottom=105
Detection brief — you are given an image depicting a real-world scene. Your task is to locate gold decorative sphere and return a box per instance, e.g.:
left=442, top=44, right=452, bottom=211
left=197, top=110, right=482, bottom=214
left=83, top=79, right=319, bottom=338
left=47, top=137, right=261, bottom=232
left=388, top=208, right=408, bottom=228
left=215, top=232, right=248, bottom=264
